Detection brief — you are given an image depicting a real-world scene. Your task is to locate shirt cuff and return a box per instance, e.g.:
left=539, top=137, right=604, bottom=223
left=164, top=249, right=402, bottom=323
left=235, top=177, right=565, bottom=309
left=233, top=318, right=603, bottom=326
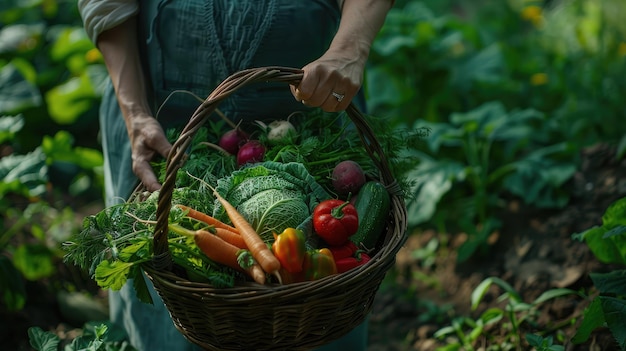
left=78, top=0, right=139, bottom=44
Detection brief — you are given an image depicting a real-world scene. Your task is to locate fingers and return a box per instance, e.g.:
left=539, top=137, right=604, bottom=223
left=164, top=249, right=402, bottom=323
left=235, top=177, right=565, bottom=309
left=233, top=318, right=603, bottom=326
left=292, top=64, right=360, bottom=113
left=129, top=119, right=172, bottom=192
left=293, top=68, right=320, bottom=103
left=132, top=158, right=161, bottom=192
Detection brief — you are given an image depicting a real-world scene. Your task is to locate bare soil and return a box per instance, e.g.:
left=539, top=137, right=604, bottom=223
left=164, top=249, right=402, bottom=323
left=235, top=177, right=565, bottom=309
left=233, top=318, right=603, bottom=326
left=368, top=143, right=626, bottom=350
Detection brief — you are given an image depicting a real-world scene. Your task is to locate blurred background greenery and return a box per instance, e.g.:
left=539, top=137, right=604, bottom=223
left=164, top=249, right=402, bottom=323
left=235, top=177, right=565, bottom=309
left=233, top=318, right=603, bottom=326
left=1, top=0, right=625, bottom=350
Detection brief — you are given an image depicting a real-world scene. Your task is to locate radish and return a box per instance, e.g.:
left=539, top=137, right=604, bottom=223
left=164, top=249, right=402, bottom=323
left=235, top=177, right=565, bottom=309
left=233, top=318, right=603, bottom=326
left=237, top=140, right=266, bottom=166
left=332, top=160, right=366, bottom=195
left=266, top=120, right=297, bottom=145
left=219, top=128, right=249, bottom=155
left=256, top=119, right=297, bottom=145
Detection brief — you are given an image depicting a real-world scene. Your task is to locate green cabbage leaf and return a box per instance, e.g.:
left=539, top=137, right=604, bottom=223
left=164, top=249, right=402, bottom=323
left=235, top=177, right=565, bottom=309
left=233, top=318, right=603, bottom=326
left=213, top=161, right=331, bottom=241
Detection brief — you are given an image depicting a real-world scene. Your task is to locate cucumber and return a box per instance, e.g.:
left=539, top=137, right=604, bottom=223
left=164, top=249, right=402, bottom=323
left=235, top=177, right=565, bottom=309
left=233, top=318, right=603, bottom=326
left=350, top=181, right=391, bottom=251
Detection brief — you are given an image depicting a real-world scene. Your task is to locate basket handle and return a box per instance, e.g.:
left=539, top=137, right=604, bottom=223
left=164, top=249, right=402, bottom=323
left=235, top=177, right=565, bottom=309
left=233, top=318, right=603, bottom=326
left=152, top=66, right=397, bottom=270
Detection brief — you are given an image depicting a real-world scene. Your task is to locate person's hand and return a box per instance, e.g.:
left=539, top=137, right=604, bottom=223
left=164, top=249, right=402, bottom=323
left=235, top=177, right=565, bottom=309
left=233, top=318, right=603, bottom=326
left=127, top=113, right=172, bottom=192
left=291, top=50, right=365, bottom=112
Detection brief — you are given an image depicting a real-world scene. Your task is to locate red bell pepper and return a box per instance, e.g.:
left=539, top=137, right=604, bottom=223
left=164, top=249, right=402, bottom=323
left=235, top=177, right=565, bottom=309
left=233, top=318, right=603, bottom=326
left=271, top=227, right=306, bottom=273
left=303, top=248, right=338, bottom=281
left=328, top=241, right=358, bottom=261
left=335, top=252, right=371, bottom=273
left=312, top=199, right=359, bottom=246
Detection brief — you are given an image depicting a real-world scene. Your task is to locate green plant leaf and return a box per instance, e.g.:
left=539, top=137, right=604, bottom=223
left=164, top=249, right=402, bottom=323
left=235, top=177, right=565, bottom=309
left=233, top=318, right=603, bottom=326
left=82, top=321, right=129, bottom=343
left=449, top=101, right=506, bottom=130
left=503, top=150, right=575, bottom=208
left=66, top=335, right=92, bottom=351
left=526, top=334, right=564, bottom=350
left=420, top=120, right=464, bottom=153
left=433, top=325, right=456, bottom=339
left=365, top=66, right=412, bottom=110
left=590, top=270, right=626, bottom=295
left=487, top=107, right=544, bottom=142
left=617, top=135, right=626, bottom=160
left=27, top=327, right=60, bottom=351
left=404, top=152, right=463, bottom=226
left=450, top=44, right=504, bottom=91
left=0, top=147, right=48, bottom=196
left=131, top=268, right=154, bottom=305
left=532, top=288, right=580, bottom=305
left=467, top=319, right=484, bottom=342
left=374, top=1, right=434, bottom=55
left=456, top=236, right=480, bottom=264
left=49, top=26, right=94, bottom=63
left=602, top=197, right=626, bottom=228
left=0, top=23, right=44, bottom=54
left=0, top=255, right=26, bottom=311
left=479, top=307, right=504, bottom=325
left=456, top=217, right=501, bottom=263
left=600, top=296, right=626, bottom=350
left=41, top=131, right=103, bottom=169
left=575, top=198, right=626, bottom=265
left=12, top=244, right=55, bottom=280
left=0, top=62, right=42, bottom=114
left=471, top=277, right=521, bottom=310
left=374, top=34, right=417, bottom=56
left=94, top=260, right=134, bottom=291
left=525, top=333, right=543, bottom=347
left=571, top=298, right=605, bottom=344
left=603, top=225, right=626, bottom=238
left=0, top=114, right=25, bottom=144
left=45, top=72, right=96, bottom=125
left=576, top=226, right=625, bottom=265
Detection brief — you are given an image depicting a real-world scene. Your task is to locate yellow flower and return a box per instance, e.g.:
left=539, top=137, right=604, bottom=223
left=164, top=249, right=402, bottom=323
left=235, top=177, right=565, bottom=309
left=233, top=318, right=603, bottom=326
left=530, top=73, right=548, bottom=86
left=85, top=48, right=102, bottom=63
left=521, top=5, right=543, bottom=27
left=618, top=42, right=626, bottom=57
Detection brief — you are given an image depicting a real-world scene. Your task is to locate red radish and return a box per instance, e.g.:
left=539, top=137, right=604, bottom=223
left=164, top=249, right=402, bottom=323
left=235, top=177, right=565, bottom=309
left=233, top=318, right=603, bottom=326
left=332, top=160, right=366, bottom=195
left=237, top=140, right=266, bottom=166
left=219, top=128, right=249, bottom=155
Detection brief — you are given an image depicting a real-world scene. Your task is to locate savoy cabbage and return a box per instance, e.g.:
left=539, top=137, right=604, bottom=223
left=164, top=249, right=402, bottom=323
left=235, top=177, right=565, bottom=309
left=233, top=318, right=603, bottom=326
left=213, top=161, right=331, bottom=242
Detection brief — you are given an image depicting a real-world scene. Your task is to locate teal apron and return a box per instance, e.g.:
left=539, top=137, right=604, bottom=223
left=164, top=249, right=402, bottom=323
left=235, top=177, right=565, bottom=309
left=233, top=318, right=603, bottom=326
left=100, top=1, right=368, bottom=350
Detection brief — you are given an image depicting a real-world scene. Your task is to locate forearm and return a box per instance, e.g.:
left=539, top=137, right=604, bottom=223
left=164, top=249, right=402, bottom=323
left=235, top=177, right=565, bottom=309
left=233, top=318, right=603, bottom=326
left=96, top=17, right=152, bottom=125
left=331, top=0, right=393, bottom=63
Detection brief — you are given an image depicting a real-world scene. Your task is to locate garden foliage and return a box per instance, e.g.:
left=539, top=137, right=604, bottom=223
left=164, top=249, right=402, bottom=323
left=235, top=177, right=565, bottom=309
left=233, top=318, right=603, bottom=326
left=1, top=0, right=626, bottom=349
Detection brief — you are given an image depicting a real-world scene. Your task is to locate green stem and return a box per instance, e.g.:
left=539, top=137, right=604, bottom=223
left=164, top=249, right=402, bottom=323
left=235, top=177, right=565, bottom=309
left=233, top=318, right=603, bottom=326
left=307, top=155, right=344, bottom=166
left=168, top=223, right=196, bottom=238
left=271, top=145, right=295, bottom=162
left=487, top=162, right=518, bottom=184
left=330, top=201, right=351, bottom=219
left=0, top=216, right=28, bottom=249
left=509, top=306, right=519, bottom=335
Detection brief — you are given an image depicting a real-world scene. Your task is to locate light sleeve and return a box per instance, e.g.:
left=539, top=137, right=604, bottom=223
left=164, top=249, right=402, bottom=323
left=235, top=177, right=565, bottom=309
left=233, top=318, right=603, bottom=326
left=77, top=0, right=140, bottom=44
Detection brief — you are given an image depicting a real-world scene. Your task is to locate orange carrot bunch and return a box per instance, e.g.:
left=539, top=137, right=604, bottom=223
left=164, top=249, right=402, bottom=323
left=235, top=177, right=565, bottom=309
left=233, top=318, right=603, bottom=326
left=174, top=191, right=282, bottom=284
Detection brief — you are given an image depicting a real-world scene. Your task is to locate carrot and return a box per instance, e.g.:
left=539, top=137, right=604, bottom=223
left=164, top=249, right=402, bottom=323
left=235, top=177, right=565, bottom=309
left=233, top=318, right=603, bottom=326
left=170, top=224, right=265, bottom=284
left=246, top=262, right=266, bottom=285
left=210, top=188, right=281, bottom=275
left=214, top=227, right=247, bottom=249
left=176, top=204, right=239, bottom=234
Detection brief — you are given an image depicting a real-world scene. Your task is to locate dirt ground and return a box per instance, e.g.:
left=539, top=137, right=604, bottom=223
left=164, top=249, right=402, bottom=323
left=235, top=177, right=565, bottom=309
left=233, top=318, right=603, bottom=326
left=367, top=143, right=626, bottom=350
left=3, top=143, right=625, bottom=351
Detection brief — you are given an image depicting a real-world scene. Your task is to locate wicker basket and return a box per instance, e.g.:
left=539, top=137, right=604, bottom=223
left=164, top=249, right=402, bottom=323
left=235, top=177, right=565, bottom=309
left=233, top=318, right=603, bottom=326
left=141, top=66, right=408, bottom=351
